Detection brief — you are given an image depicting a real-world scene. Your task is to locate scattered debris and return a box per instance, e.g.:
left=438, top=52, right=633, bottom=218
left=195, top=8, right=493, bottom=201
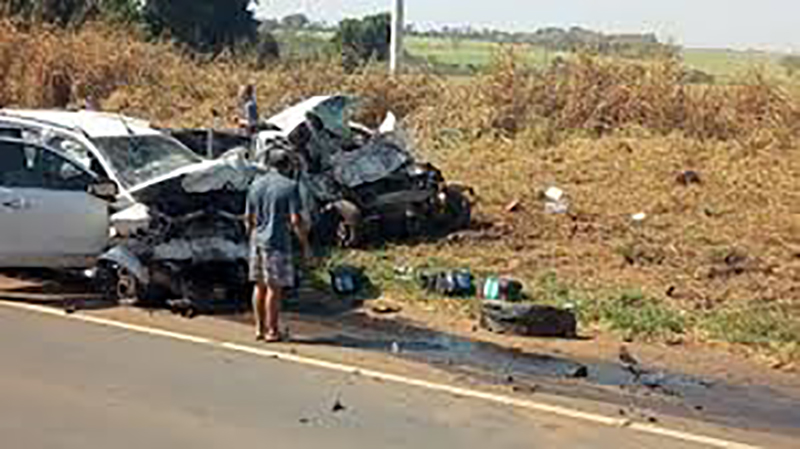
left=620, top=242, right=666, bottom=266
left=445, top=226, right=510, bottom=244
left=419, top=270, right=473, bottom=297
left=708, top=248, right=759, bottom=279
left=619, top=346, right=640, bottom=367
left=393, top=265, right=416, bottom=281
left=619, top=346, right=644, bottom=380
left=676, top=170, right=702, bottom=186
left=542, top=186, right=570, bottom=215
left=543, top=186, right=565, bottom=203
left=771, top=360, right=789, bottom=371
left=511, top=384, right=539, bottom=394
left=480, top=277, right=524, bottom=301
left=480, top=301, right=578, bottom=338
left=371, top=302, right=402, bottom=315
left=567, top=365, right=589, bottom=379
left=505, top=199, right=522, bottom=213
left=63, top=300, right=77, bottom=314
left=330, top=265, right=368, bottom=296
left=665, top=335, right=684, bottom=346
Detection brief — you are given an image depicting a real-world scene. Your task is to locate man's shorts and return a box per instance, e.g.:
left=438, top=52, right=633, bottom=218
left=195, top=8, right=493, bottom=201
left=249, top=246, right=295, bottom=287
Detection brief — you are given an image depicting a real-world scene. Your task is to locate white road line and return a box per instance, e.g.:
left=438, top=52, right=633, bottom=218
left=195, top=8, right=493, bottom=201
left=0, top=299, right=760, bottom=449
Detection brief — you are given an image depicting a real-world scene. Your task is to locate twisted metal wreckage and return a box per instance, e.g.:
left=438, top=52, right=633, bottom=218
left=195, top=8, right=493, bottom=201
left=102, top=96, right=473, bottom=314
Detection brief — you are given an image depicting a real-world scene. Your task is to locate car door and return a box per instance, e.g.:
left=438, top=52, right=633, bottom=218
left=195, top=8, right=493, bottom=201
left=0, top=138, right=110, bottom=268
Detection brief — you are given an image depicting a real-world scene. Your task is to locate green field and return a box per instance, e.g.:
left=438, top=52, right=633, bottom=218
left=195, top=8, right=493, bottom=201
left=406, top=36, right=556, bottom=68
left=406, top=37, right=788, bottom=81
left=274, top=31, right=788, bottom=81
left=682, top=48, right=785, bottom=80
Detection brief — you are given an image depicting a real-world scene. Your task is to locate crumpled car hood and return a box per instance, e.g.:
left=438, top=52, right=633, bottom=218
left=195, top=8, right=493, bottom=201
left=266, top=95, right=355, bottom=136
left=129, top=159, right=261, bottom=217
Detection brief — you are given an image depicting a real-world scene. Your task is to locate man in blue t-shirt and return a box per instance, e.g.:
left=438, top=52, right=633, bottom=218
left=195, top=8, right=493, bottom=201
left=246, top=150, right=309, bottom=342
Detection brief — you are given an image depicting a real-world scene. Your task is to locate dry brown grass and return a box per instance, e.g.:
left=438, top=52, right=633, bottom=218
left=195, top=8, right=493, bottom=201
left=1, top=21, right=797, bottom=355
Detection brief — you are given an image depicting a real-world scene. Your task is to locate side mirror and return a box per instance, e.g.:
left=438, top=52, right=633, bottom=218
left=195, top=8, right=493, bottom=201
left=87, top=180, right=119, bottom=201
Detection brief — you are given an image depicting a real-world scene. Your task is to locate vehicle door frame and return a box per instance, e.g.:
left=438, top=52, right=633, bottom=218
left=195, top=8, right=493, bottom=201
left=0, top=135, right=111, bottom=268
left=0, top=116, right=134, bottom=205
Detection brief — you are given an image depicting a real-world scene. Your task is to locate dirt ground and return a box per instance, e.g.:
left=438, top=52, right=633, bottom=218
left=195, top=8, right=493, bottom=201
left=363, top=296, right=800, bottom=390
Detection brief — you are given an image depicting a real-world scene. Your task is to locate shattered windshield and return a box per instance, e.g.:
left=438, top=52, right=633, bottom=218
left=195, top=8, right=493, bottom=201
left=93, top=135, right=203, bottom=188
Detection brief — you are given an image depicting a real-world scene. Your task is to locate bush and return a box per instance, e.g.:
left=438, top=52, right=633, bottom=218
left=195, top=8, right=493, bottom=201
left=332, top=12, right=391, bottom=72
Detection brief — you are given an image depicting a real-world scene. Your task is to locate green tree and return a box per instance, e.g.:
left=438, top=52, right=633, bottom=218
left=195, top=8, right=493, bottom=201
left=98, top=0, right=140, bottom=22
left=332, top=12, right=391, bottom=71
left=254, top=29, right=280, bottom=67
left=779, top=55, right=800, bottom=77
left=143, top=0, right=258, bottom=52
left=0, top=0, right=139, bottom=25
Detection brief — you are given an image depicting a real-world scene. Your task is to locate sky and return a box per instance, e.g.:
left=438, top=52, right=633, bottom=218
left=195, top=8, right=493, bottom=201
left=255, top=0, right=798, bottom=51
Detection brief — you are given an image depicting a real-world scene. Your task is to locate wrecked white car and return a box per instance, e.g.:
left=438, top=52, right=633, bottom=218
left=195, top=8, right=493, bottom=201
left=174, top=96, right=473, bottom=247
left=169, top=95, right=473, bottom=247
left=0, top=110, right=259, bottom=312
left=258, top=95, right=473, bottom=247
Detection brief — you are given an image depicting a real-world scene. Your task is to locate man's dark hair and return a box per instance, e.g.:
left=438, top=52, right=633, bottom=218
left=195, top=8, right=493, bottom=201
left=266, top=149, right=295, bottom=175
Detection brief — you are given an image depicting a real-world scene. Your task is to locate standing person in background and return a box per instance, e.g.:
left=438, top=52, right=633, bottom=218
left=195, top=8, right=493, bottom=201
left=239, top=84, right=259, bottom=159
left=245, top=150, right=310, bottom=342
left=84, top=94, right=99, bottom=111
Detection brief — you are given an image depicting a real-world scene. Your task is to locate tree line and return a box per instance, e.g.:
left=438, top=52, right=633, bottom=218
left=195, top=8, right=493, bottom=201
left=1, top=1, right=272, bottom=56
left=1, top=2, right=392, bottom=68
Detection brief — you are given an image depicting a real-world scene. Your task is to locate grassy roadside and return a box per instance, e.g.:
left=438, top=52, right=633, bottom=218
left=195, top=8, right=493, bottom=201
left=1, top=20, right=797, bottom=364
left=314, top=247, right=800, bottom=365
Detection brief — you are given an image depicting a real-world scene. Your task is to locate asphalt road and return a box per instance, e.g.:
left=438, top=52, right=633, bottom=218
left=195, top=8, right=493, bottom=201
left=0, top=306, right=713, bottom=449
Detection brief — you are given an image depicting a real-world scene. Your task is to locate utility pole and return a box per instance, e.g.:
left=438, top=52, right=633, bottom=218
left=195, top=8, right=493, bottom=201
left=390, top=0, right=405, bottom=74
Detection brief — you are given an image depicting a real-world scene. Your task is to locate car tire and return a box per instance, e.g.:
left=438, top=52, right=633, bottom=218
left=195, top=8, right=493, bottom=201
left=439, top=187, right=472, bottom=232
left=336, top=218, right=362, bottom=248
left=94, top=261, right=121, bottom=303
left=330, top=200, right=362, bottom=248
left=94, top=262, right=166, bottom=307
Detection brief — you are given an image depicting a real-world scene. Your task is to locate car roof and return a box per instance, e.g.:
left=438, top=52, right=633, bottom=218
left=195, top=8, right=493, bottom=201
left=266, top=95, right=345, bottom=134
left=0, top=109, right=161, bottom=138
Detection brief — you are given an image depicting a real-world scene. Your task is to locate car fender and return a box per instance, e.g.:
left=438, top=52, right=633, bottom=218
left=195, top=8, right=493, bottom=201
left=98, top=246, right=149, bottom=285
left=328, top=200, right=361, bottom=225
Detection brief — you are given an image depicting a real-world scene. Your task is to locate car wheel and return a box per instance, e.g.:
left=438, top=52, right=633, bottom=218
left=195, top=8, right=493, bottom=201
left=439, top=187, right=472, bottom=232
left=93, top=261, right=120, bottom=303
left=336, top=218, right=362, bottom=248
left=95, top=262, right=166, bottom=307
left=330, top=200, right=362, bottom=248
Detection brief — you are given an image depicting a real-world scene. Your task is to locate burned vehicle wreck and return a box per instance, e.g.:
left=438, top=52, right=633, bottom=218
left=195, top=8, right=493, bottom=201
left=258, top=95, right=473, bottom=247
